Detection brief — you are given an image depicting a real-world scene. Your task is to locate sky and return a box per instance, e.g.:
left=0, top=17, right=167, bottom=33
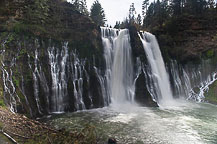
left=67, top=0, right=143, bottom=26
left=86, top=0, right=143, bottom=26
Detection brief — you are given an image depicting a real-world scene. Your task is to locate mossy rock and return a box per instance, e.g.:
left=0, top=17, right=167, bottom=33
left=205, top=80, right=217, bottom=104
left=0, top=100, right=5, bottom=107
left=0, top=82, right=5, bottom=107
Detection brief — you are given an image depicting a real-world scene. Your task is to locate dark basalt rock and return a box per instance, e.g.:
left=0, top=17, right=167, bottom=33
left=0, top=0, right=106, bottom=118
left=135, top=71, right=158, bottom=107
left=108, top=138, right=117, bottom=144
left=128, top=25, right=148, bottom=64
left=89, top=68, right=104, bottom=108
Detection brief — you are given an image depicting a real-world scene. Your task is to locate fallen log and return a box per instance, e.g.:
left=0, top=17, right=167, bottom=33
left=0, top=129, right=18, bottom=144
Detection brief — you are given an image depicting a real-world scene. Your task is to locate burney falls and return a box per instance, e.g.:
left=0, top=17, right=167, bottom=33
left=0, top=0, right=217, bottom=143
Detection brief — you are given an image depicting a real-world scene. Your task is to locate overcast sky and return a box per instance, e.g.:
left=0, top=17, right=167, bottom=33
left=86, top=0, right=143, bottom=26
left=67, top=0, right=143, bottom=26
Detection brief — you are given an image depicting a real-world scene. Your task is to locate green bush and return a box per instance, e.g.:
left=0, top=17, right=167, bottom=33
left=206, top=49, right=214, bottom=58
left=0, top=99, right=5, bottom=107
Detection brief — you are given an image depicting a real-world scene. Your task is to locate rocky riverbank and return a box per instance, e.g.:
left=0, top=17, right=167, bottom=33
left=0, top=106, right=97, bottom=143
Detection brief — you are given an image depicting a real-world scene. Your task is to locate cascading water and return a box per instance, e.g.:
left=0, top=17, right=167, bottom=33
left=101, top=28, right=118, bottom=104
left=169, top=59, right=217, bottom=102
left=139, top=32, right=174, bottom=105
left=1, top=63, right=19, bottom=112
left=101, top=27, right=135, bottom=105
left=47, top=39, right=98, bottom=113
left=48, top=42, right=89, bottom=112
left=48, top=42, right=69, bottom=112
left=111, top=29, right=134, bottom=104
left=1, top=28, right=217, bottom=117
left=70, top=51, right=87, bottom=110
left=0, top=38, right=20, bottom=113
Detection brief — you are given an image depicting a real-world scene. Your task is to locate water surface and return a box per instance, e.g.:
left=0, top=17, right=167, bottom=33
left=47, top=100, right=217, bottom=144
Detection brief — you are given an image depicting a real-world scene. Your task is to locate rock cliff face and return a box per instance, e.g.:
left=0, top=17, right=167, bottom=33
left=153, top=14, right=217, bottom=64
left=151, top=14, right=217, bottom=104
left=1, top=0, right=217, bottom=117
left=128, top=26, right=158, bottom=107
left=0, top=0, right=105, bottom=117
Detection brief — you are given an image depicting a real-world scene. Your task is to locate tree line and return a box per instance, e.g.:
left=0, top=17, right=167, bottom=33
left=70, top=0, right=216, bottom=29
left=114, top=0, right=217, bottom=29
left=70, top=0, right=106, bottom=26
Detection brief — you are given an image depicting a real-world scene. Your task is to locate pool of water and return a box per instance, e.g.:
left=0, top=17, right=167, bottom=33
left=46, top=100, right=217, bottom=144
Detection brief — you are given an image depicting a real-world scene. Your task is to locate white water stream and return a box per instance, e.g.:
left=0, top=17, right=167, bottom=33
left=101, top=27, right=135, bottom=105
left=139, top=32, right=174, bottom=105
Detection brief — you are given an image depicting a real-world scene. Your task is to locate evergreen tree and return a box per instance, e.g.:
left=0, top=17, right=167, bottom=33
left=143, top=0, right=170, bottom=28
left=90, top=0, right=106, bottom=26
left=142, top=0, right=149, bottom=17
left=114, top=21, right=121, bottom=29
left=80, top=0, right=89, bottom=15
left=143, top=2, right=154, bottom=27
left=171, top=0, right=182, bottom=15
left=71, top=0, right=89, bottom=15
left=185, top=0, right=207, bottom=14
left=129, top=3, right=136, bottom=23
left=207, top=0, right=215, bottom=8
left=120, top=17, right=129, bottom=28
left=136, top=14, right=142, bottom=25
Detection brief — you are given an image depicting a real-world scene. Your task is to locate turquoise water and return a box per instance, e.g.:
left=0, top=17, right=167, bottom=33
left=47, top=100, right=217, bottom=144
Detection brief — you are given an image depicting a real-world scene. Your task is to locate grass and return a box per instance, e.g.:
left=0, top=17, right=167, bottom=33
left=205, top=49, right=214, bottom=59
left=205, top=81, right=217, bottom=104
left=0, top=121, right=3, bottom=129
left=23, top=125, right=97, bottom=144
left=0, top=84, right=5, bottom=107
left=0, top=100, right=5, bottom=107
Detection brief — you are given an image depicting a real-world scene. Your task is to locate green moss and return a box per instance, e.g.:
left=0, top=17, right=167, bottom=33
left=13, top=22, right=27, bottom=34
left=0, top=32, right=8, bottom=41
left=17, top=49, right=27, bottom=59
left=16, top=90, right=25, bottom=104
left=0, top=122, right=3, bottom=129
left=12, top=76, right=19, bottom=88
left=3, top=33, right=17, bottom=49
left=205, top=80, right=217, bottom=104
left=206, top=49, right=214, bottom=58
left=0, top=100, right=5, bottom=107
left=0, top=82, right=5, bottom=107
left=12, top=22, right=46, bottom=35
left=213, top=34, right=217, bottom=41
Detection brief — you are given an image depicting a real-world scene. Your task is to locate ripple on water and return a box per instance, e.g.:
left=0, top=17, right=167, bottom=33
left=46, top=102, right=217, bottom=144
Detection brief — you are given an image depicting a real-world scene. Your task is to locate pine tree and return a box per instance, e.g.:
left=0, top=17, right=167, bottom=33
left=71, top=0, right=89, bottom=15
left=80, top=0, right=89, bottom=15
left=142, top=0, right=149, bottom=17
left=136, top=14, right=142, bottom=25
left=114, top=21, right=121, bottom=29
left=143, top=2, right=154, bottom=27
left=207, top=0, right=215, bottom=8
left=90, top=0, right=106, bottom=26
left=129, top=3, right=136, bottom=23
left=171, top=0, right=182, bottom=15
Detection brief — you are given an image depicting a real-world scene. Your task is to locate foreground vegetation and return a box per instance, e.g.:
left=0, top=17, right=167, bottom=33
left=0, top=107, right=97, bottom=144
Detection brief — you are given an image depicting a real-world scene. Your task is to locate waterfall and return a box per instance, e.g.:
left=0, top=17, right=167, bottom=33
left=169, top=60, right=217, bottom=102
left=70, top=51, right=87, bottom=110
left=48, top=42, right=89, bottom=112
left=1, top=29, right=217, bottom=115
left=1, top=64, right=19, bottom=112
left=111, top=29, right=134, bottom=104
left=0, top=37, right=20, bottom=113
left=48, top=42, right=70, bottom=112
left=101, top=27, right=134, bottom=105
left=101, top=27, right=119, bottom=104
left=139, top=32, right=173, bottom=105
left=32, top=49, right=43, bottom=114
